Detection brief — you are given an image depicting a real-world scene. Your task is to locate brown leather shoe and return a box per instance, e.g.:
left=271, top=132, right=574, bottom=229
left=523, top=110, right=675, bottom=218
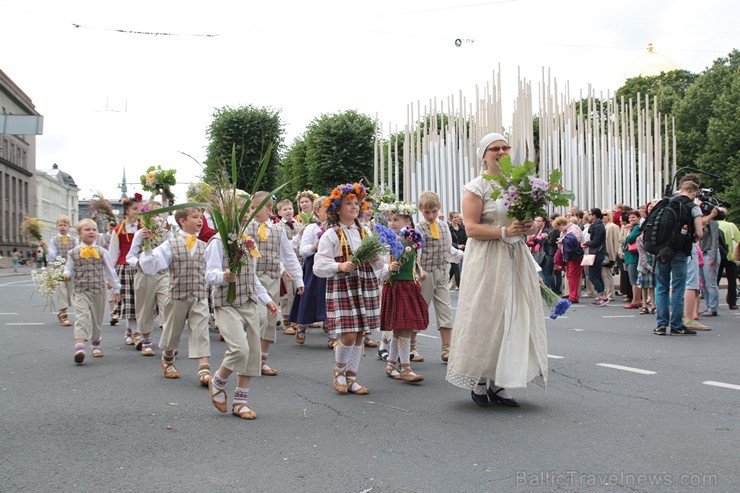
left=294, top=329, right=306, bottom=345
left=333, top=366, right=349, bottom=394
left=261, top=365, right=278, bottom=376
left=232, top=403, right=256, bottom=420
left=91, top=347, right=104, bottom=358
left=141, top=346, right=155, bottom=356
left=346, top=372, right=370, bottom=395
left=283, top=322, right=297, bottom=335
left=440, top=344, right=450, bottom=363
left=398, top=364, right=424, bottom=383
left=58, top=311, right=72, bottom=327
left=161, top=360, right=180, bottom=379
left=208, top=380, right=228, bottom=413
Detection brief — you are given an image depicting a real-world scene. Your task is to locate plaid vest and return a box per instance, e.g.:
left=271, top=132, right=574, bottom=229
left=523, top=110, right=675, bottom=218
left=70, top=245, right=106, bottom=294
left=168, top=237, right=208, bottom=300
left=53, top=236, right=75, bottom=261
left=249, top=221, right=282, bottom=278
left=210, top=237, right=257, bottom=307
left=417, top=220, right=449, bottom=271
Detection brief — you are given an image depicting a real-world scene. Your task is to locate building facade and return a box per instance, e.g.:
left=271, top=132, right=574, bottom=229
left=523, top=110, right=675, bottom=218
left=0, top=69, right=40, bottom=258
left=36, top=163, right=80, bottom=241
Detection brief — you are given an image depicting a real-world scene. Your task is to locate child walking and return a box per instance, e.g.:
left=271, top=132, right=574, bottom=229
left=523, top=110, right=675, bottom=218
left=63, top=219, right=121, bottom=364
left=275, top=198, right=299, bottom=335
left=47, top=215, right=78, bottom=326
left=107, top=194, right=142, bottom=345
left=314, top=183, right=387, bottom=395
left=416, top=191, right=463, bottom=362
left=205, top=190, right=279, bottom=420
left=290, top=196, right=331, bottom=346
left=139, top=207, right=213, bottom=385
left=380, top=202, right=429, bottom=382
left=247, top=192, right=304, bottom=376
left=127, top=200, right=172, bottom=356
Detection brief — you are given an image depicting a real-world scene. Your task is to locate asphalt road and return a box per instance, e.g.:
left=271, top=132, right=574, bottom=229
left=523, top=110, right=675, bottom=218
left=1, top=269, right=738, bottom=493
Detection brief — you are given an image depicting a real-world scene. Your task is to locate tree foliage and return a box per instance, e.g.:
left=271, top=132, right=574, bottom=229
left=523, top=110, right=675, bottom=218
left=203, top=105, right=284, bottom=192
left=616, top=69, right=698, bottom=116
left=303, top=110, right=376, bottom=194
left=277, top=137, right=308, bottom=202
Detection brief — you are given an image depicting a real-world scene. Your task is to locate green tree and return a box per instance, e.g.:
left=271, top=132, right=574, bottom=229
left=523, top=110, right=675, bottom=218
left=277, top=137, right=308, bottom=202
left=303, top=110, right=376, bottom=193
left=616, top=69, right=698, bottom=116
left=203, top=105, right=284, bottom=191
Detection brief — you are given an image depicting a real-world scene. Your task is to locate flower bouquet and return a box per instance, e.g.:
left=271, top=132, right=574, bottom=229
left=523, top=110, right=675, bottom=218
left=31, top=257, right=67, bottom=311
left=374, top=224, right=424, bottom=284
left=21, top=216, right=43, bottom=243
left=484, top=156, right=574, bottom=221
left=369, top=185, right=398, bottom=226
left=298, top=211, right=316, bottom=225
left=186, top=181, right=216, bottom=203
left=141, top=165, right=177, bottom=203
left=540, top=283, right=571, bottom=319
left=348, top=232, right=387, bottom=266
left=138, top=206, right=167, bottom=253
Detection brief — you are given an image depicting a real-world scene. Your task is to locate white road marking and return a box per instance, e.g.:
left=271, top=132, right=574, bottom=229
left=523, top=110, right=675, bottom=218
left=416, top=333, right=439, bottom=339
left=602, top=315, right=636, bottom=318
left=0, top=280, right=34, bottom=286
left=0, top=313, right=20, bottom=315
left=547, top=354, right=564, bottom=359
left=5, top=323, right=44, bottom=326
left=703, top=381, right=740, bottom=391
left=597, top=363, right=656, bottom=375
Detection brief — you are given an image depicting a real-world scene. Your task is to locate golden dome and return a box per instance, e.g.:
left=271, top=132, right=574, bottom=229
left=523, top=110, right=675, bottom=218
left=624, top=42, right=679, bottom=79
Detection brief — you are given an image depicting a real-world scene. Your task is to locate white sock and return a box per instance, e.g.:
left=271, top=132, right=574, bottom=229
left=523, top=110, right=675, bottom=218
left=210, top=370, right=228, bottom=405
left=334, top=342, right=352, bottom=386
left=388, top=337, right=399, bottom=364
left=127, top=319, right=138, bottom=331
left=379, top=339, right=389, bottom=352
left=474, top=378, right=488, bottom=396
left=398, top=337, right=411, bottom=365
left=233, top=387, right=249, bottom=405
left=347, top=345, right=363, bottom=391
left=490, top=384, right=512, bottom=399
left=261, top=352, right=269, bottom=367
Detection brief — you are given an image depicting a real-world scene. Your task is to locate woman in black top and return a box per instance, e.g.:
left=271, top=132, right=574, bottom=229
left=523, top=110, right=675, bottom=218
left=448, top=212, right=468, bottom=289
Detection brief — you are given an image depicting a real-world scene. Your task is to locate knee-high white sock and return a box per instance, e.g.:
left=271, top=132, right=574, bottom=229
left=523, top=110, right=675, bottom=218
left=388, top=336, right=399, bottom=364
left=334, top=342, right=352, bottom=386
left=347, top=345, right=363, bottom=390
left=398, top=337, right=411, bottom=365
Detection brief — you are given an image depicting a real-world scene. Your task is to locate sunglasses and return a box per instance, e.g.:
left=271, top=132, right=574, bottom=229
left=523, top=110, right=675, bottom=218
left=486, top=145, right=511, bottom=152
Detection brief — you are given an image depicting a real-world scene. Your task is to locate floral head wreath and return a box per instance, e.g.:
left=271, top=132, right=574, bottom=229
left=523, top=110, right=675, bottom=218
left=295, top=189, right=319, bottom=203
left=119, top=192, right=143, bottom=205
left=378, top=200, right=416, bottom=218
left=323, top=182, right=368, bottom=216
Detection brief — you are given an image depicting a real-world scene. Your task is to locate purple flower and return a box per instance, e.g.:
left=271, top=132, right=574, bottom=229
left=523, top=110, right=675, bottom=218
left=501, top=199, right=511, bottom=209
left=550, top=299, right=572, bottom=319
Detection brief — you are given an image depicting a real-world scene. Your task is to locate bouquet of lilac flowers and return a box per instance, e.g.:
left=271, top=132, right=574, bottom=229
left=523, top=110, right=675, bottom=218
left=484, top=156, right=574, bottom=221
left=374, top=224, right=403, bottom=258
left=540, top=283, right=571, bottom=319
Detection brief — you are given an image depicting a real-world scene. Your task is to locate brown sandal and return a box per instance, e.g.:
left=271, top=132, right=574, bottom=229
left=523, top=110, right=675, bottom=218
left=208, top=380, right=228, bottom=413
left=232, top=403, right=256, bottom=420
left=440, top=343, right=450, bottom=362
left=294, top=328, right=306, bottom=345
left=345, top=370, right=370, bottom=395
left=333, top=364, right=349, bottom=394
left=161, top=359, right=180, bottom=379
left=398, top=364, right=424, bottom=383
left=57, top=311, right=72, bottom=327
left=197, top=364, right=212, bottom=387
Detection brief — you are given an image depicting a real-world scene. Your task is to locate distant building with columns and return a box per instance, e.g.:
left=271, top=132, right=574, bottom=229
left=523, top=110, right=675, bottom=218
left=36, top=163, right=80, bottom=241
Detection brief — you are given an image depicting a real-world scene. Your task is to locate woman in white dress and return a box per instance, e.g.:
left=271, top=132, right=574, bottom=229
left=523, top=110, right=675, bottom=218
left=446, top=133, right=548, bottom=407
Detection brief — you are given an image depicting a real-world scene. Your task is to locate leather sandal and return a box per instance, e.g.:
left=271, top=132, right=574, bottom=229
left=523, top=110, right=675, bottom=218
left=345, top=371, right=369, bottom=395
left=363, top=337, right=378, bottom=348
left=398, top=364, right=424, bottom=383
left=294, top=328, right=306, bottom=345
left=261, top=363, right=278, bottom=376
left=161, top=360, right=180, bottom=379
left=208, top=380, right=228, bottom=413
left=91, top=347, right=104, bottom=358
left=124, top=335, right=134, bottom=345
left=283, top=323, right=297, bottom=335
left=141, top=346, right=155, bottom=356
left=440, top=343, right=450, bottom=363
left=327, top=338, right=338, bottom=349
left=57, top=311, right=72, bottom=327
left=197, top=364, right=212, bottom=387
left=134, top=336, right=143, bottom=351
left=333, top=365, right=349, bottom=394
left=385, top=364, right=401, bottom=380
left=232, top=403, right=256, bottom=420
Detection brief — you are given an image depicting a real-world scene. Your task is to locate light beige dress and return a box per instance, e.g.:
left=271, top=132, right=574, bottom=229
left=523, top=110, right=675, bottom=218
left=446, top=175, right=548, bottom=390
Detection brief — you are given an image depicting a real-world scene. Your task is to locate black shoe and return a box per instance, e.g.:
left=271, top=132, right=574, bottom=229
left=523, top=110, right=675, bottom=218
left=110, top=315, right=118, bottom=326
left=487, top=387, right=520, bottom=407
left=471, top=390, right=490, bottom=407
left=377, top=348, right=389, bottom=361
left=653, top=326, right=667, bottom=336
left=670, top=325, right=697, bottom=336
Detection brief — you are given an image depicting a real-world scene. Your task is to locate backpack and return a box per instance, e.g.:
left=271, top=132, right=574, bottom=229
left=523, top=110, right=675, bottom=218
left=717, top=230, right=729, bottom=260
left=642, top=195, right=694, bottom=261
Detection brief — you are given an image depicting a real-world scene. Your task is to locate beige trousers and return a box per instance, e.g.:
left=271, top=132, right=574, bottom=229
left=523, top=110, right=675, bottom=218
left=134, top=271, right=169, bottom=334
left=72, top=290, right=105, bottom=341
left=420, top=266, right=453, bottom=329
left=159, top=296, right=210, bottom=358
left=257, top=274, right=279, bottom=342
left=214, top=302, right=261, bottom=377
left=55, top=279, right=73, bottom=312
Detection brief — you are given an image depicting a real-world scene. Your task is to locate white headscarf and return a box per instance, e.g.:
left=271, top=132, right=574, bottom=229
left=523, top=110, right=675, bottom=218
left=477, top=132, right=508, bottom=161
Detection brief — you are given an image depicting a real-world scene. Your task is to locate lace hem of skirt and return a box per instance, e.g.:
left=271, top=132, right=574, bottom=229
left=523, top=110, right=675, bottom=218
left=446, top=370, right=547, bottom=390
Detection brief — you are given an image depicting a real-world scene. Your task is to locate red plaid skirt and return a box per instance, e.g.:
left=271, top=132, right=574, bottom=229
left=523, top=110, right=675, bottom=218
left=380, top=280, right=429, bottom=331
left=326, top=260, right=380, bottom=334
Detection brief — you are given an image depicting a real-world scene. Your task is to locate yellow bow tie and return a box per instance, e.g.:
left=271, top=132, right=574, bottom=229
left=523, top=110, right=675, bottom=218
left=185, top=235, right=197, bottom=252
left=258, top=222, right=268, bottom=241
left=429, top=221, right=440, bottom=240
left=80, top=245, right=100, bottom=259
left=61, top=236, right=69, bottom=245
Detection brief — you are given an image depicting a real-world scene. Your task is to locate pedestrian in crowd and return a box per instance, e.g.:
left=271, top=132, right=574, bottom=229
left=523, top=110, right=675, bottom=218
left=275, top=198, right=299, bottom=335
left=64, top=219, right=121, bottom=364
left=716, top=218, right=739, bottom=310
left=698, top=209, right=721, bottom=316
left=602, top=210, right=620, bottom=301
left=542, top=212, right=562, bottom=294
left=618, top=209, right=632, bottom=301
left=448, top=211, right=467, bottom=290
left=416, top=191, right=464, bottom=363
left=47, top=215, right=78, bottom=327
left=585, top=208, right=608, bottom=306
left=446, top=133, right=547, bottom=408
left=11, top=248, right=21, bottom=273
left=139, top=207, right=213, bottom=386
left=653, top=180, right=704, bottom=336
left=622, top=210, right=643, bottom=309
left=555, top=216, right=584, bottom=303
left=314, top=183, right=386, bottom=395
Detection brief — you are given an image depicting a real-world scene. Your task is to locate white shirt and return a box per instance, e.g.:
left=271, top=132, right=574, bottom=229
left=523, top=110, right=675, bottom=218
left=64, top=242, right=122, bottom=293
left=313, top=222, right=388, bottom=279
left=204, top=235, right=272, bottom=305
left=250, top=221, right=305, bottom=289
left=126, top=227, right=175, bottom=269
left=47, top=234, right=78, bottom=261
left=299, top=223, right=323, bottom=258
left=138, top=231, right=200, bottom=275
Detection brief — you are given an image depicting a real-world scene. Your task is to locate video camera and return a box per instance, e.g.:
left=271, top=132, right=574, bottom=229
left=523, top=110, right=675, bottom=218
left=698, top=188, right=729, bottom=220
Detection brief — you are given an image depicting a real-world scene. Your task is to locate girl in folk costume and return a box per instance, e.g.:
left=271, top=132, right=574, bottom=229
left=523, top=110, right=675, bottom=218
left=126, top=200, right=173, bottom=356
left=275, top=198, right=300, bottom=335
left=380, top=201, right=429, bottom=383
left=107, top=193, right=143, bottom=345
left=290, top=197, right=332, bottom=346
left=294, top=190, right=319, bottom=223
left=314, top=183, right=387, bottom=395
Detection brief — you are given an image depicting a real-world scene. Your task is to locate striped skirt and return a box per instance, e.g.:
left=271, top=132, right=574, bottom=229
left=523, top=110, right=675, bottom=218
left=325, top=262, right=380, bottom=334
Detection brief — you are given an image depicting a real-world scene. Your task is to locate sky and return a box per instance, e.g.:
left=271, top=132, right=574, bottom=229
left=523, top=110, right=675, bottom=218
left=2, top=0, right=738, bottom=203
